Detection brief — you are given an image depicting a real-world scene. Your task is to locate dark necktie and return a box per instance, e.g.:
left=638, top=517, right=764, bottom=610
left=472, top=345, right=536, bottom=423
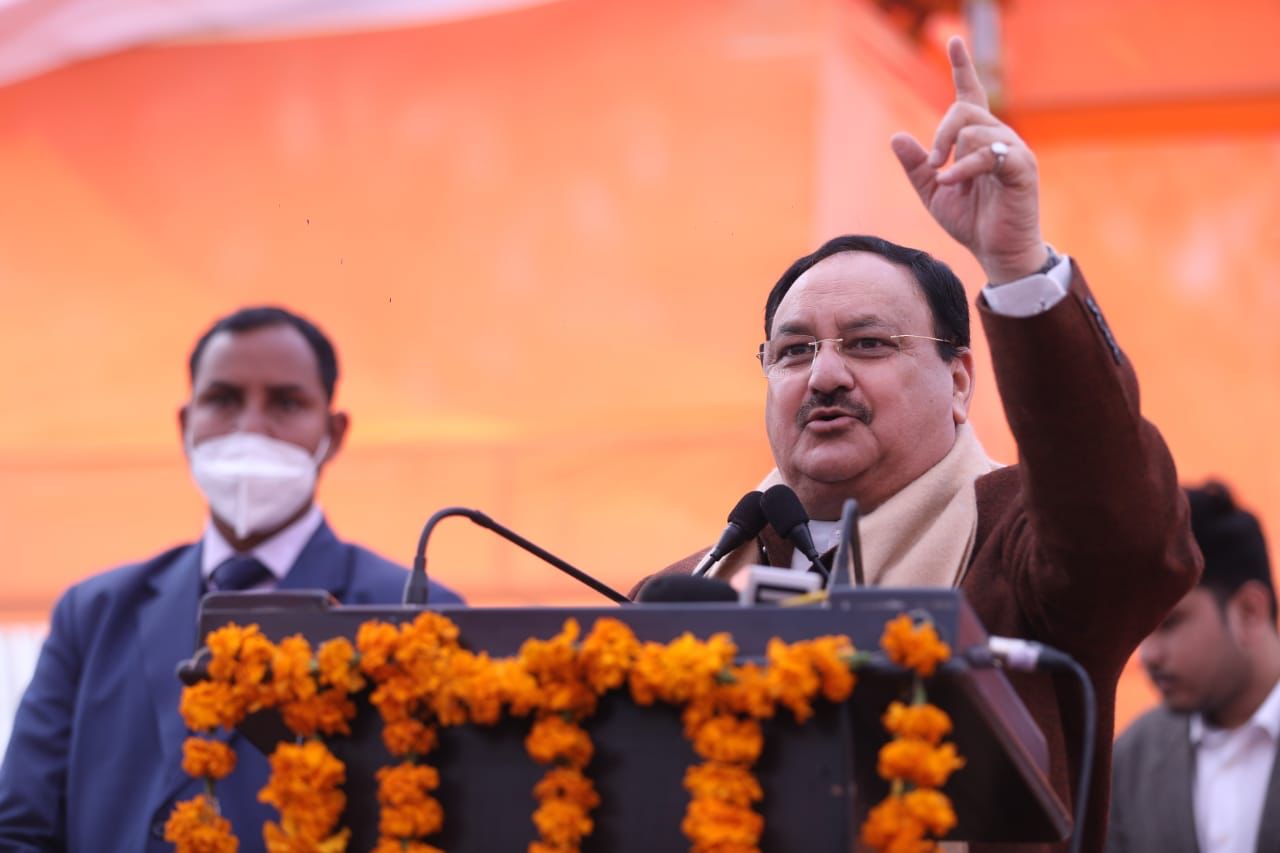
left=211, top=554, right=273, bottom=592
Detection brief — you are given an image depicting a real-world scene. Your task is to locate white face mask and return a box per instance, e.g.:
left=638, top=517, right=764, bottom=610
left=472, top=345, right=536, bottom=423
left=187, top=431, right=330, bottom=540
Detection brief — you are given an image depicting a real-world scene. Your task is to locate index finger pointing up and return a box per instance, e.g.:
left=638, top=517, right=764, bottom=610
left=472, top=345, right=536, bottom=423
left=948, top=36, right=989, bottom=111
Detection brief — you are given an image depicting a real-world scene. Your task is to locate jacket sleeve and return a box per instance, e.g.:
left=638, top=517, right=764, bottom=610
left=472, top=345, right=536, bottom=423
left=0, top=587, right=83, bottom=850
left=979, top=262, right=1201, bottom=669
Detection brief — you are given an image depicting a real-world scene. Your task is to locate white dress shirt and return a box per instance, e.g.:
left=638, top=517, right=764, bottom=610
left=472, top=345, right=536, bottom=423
left=199, top=503, right=325, bottom=591
left=1190, top=677, right=1280, bottom=853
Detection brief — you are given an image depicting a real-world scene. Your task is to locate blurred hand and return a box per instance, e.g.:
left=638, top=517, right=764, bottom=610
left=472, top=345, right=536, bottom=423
left=891, top=36, right=1049, bottom=284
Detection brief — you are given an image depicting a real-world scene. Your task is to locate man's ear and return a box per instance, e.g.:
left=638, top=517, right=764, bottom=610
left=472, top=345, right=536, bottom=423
left=951, top=349, right=976, bottom=425
left=1233, top=580, right=1274, bottom=629
left=177, top=405, right=191, bottom=457
left=322, top=411, right=350, bottom=467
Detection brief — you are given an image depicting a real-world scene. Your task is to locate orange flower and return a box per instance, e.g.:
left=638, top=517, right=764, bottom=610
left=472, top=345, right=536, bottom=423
left=280, top=688, right=356, bottom=738
left=716, top=662, right=776, bottom=720
left=525, top=715, right=594, bottom=768
left=882, top=702, right=952, bottom=745
left=859, top=795, right=931, bottom=851
left=372, top=841, right=444, bottom=853
left=629, top=633, right=737, bottom=707
left=690, top=715, right=763, bottom=765
left=266, top=635, right=315, bottom=705
left=179, top=680, right=244, bottom=732
left=376, top=763, right=444, bottom=838
left=258, top=740, right=346, bottom=843
left=316, top=636, right=365, bottom=692
left=880, top=615, right=950, bottom=678
left=902, top=788, right=957, bottom=837
left=765, top=638, right=822, bottom=722
left=491, top=657, right=540, bottom=718
left=684, top=762, right=763, bottom=807
left=263, top=822, right=350, bottom=853
left=533, top=767, right=601, bottom=810
left=181, top=737, right=237, bottom=780
left=532, top=797, right=594, bottom=846
left=680, top=797, right=764, bottom=849
left=877, top=738, right=965, bottom=789
left=578, top=618, right=640, bottom=694
left=381, top=718, right=438, bottom=757
left=356, top=620, right=402, bottom=679
left=164, top=794, right=237, bottom=853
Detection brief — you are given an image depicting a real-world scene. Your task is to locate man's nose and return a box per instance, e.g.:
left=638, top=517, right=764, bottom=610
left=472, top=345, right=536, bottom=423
left=807, top=341, right=854, bottom=393
left=234, top=401, right=271, bottom=434
left=1138, top=636, right=1163, bottom=670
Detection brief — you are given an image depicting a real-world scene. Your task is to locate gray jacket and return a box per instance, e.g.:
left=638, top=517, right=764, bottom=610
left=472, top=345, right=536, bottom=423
left=1107, top=704, right=1280, bottom=853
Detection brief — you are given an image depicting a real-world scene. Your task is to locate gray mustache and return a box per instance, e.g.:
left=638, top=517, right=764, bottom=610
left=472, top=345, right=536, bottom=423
left=796, top=393, right=872, bottom=428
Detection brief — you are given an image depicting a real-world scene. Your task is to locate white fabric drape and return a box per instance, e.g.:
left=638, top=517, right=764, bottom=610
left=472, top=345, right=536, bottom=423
left=0, top=0, right=557, bottom=87
left=0, top=623, right=46, bottom=756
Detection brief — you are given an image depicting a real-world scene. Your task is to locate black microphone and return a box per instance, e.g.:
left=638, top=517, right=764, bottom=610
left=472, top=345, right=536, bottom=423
left=760, top=484, right=825, bottom=579
left=636, top=575, right=738, bottom=603
left=691, top=490, right=767, bottom=577
left=829, top=497, right=865, bottom=589
left=405, top=507, right=630, bottom=605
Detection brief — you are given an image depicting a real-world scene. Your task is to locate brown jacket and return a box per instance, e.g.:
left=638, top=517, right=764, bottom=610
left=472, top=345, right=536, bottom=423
left=635, top=265, right=1202, bottom=853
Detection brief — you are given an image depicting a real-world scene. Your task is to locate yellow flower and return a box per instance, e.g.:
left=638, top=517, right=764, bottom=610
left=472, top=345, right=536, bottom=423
left=164, top=794, right=237, bottom=853
left=877, top=738, right=965, bottom=789
left=181, top=737, right=237, bottom=780
left=880, top=615, right=950, bottom=678
left=882, top=702, right=952, bottom=745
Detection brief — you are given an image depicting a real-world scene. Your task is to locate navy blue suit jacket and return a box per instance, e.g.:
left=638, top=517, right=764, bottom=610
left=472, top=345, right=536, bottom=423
left=0, top=522, right=463, bottom=851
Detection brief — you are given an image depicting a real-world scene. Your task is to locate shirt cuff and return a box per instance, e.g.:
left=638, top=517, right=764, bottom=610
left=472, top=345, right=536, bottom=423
left=980, top=251, right=1072, bottom=318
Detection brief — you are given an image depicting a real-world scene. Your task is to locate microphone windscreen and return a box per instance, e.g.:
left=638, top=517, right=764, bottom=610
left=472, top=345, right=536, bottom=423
left=726, top=490, right=767, bottom=536
left=761, top=483, right=809, bottom=537
left=636, top=575, right=738, bottom=603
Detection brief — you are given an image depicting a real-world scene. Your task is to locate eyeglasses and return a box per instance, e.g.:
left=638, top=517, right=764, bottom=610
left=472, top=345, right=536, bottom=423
left=756, top=334, right=961, bottom=377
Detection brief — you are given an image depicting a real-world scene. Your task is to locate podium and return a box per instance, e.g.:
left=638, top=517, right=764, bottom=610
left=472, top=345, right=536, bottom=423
left=186, top=587, right=1072, bottom=851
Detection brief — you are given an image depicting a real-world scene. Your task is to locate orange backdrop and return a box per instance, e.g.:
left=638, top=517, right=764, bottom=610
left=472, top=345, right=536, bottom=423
left=1, top=0, right=1278, bottom=731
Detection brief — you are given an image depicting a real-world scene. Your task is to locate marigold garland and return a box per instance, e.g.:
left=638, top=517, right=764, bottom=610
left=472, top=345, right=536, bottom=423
left=173, top=610, right=964, bottom=853
left=859, top=615, right=965, bottom=852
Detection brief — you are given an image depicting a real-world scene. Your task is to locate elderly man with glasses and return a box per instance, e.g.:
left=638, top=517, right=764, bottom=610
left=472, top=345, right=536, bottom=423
left=634, top=37, right=1199, bottom=853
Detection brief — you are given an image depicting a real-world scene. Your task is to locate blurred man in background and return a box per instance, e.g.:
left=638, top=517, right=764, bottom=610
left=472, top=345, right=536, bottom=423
left=1108, top=481, right=1280, bottom=853
left=0, top=306, right=463, bottom=851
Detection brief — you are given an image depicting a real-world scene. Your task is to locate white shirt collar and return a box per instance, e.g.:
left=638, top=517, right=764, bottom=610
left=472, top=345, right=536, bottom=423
left=1190, top=675, right=1280, bottom=746
left=200, top=503, right=325, bottom=583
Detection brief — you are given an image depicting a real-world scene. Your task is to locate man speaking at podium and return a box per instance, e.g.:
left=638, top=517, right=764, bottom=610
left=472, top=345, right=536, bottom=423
left=637, top=38, right=1200, bottom=852
left=0, top=307, right=463, bottom=851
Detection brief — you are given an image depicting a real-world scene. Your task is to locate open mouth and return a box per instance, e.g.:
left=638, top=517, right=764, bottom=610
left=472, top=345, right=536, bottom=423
left=805, top=409, right=859, bottom=430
